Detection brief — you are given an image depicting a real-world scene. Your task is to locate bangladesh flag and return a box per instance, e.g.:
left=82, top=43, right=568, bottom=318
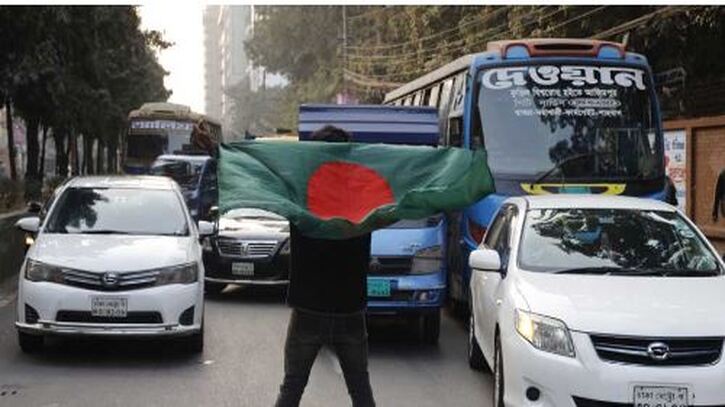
left=218, top=141, right=494, bottom=239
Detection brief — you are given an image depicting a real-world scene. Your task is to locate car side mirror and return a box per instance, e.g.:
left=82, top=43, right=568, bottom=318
left=208, top=206, right=219, bottom=219
left=469, top=249, right=501, bottom=272
left=197, top=220, right=215, bottom=237
left=27, top=201, right=43, bottom=214
left=15, top=217, right=40, bottom=233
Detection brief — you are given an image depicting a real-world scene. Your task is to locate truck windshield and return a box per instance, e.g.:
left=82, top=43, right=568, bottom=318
left=476, top=63, right=662, bottom=181
left=151, top=160, right=205, bottom=190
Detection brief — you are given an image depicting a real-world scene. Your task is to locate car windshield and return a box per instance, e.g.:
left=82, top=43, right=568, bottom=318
left=224, top=208, right=285, bottom=221
left=45, top=187, right=189, bottom=236
left=151, top=159, right=205, bottom=189
left=476, top=63, right=662, bottom=181
left=519, top=208, right=721, bottom=276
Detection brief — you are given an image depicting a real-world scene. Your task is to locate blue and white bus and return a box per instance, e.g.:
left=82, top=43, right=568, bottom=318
left=384, top=38, right=669, bottom=310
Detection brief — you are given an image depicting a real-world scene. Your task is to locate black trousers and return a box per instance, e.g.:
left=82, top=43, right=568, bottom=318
left=274, top=308, right=376, bottom=407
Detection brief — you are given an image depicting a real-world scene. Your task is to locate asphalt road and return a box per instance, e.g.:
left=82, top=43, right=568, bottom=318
left=0, top=285, right=493, bottom=407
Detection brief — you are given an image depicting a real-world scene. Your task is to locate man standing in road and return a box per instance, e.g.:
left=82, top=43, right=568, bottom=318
left=275, top=125, right=376, bottom=407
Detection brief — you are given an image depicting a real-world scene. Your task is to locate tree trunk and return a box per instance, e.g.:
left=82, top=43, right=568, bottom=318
left=96, top=138, right=104, bottom=174
left=39, top=125, right=48, bottom=182
left=25, top=115, right=40, bottom=199
left=54, top=128, right=68, bottom=177
left=83, top=136, right=94, bottom=175
left=4, top=99, right=16, bottom=180
left=70, top=132, right=78, bottom=176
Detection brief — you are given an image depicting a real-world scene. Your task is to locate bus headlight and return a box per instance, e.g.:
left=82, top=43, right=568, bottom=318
left=155, top=263, right=198, bottom=285
left=25, top=259, right=64, bottom=283
left=411, top=245, right=443, bottom=274
left=515, top=309, right=575, bottom=357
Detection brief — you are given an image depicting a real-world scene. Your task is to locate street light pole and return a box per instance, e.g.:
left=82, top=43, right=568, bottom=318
left=342, top=5, right=347, bottom=101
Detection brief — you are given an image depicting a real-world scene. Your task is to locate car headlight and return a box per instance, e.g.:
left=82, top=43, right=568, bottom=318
left=25, top=259, right=64, bottom=283
left=515, top=309, right=575, bottom=357
left=155, top=263, right=198, bottom=285
left=279, top=239, right=290, bottom=255
left=410, top=245, right=443, bottom=274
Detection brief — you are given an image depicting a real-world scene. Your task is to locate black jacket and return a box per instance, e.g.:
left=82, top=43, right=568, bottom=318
left=286, top=225, right=370, bottom=314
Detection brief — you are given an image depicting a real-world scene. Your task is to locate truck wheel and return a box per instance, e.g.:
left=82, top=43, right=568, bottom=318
left=18, top=332, right=44, bottom=353
left=420, top=311, right=441, bottom=344
left=204, top=282, right=226, bottom=296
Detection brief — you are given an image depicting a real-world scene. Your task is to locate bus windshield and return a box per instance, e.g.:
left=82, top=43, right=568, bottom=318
left=476, top=63, right=662, bottom=182
left=126, top=119, right=194, bottom=161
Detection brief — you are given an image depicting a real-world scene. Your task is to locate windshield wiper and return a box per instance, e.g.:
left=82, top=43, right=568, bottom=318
left=78, top=230, right=132, bottom=235
left=552, top=266, right=657, bottom=275
left=532, top=151, right=613, bottom=186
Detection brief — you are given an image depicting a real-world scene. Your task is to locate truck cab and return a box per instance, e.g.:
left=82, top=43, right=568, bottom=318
left=299, top=104, right=445, bottom=343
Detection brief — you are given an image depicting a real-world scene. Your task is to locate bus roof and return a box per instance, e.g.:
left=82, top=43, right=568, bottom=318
left=128, top=102, right=221, bottom=126
left=298, top=104, right=439, bottom=146
left=384, top=38, right=631, bottom=104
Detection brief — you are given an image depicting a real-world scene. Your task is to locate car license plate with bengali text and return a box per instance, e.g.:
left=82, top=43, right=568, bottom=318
left=633, top=386, right=690, bottom=407
left=91, top=297, right=128, bottom=318
left=367, top=279, right=391, bottom=297
left=232, top=262, right=255, bottom=277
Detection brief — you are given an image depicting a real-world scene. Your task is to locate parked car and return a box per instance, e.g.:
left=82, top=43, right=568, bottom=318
left=203, top=208, right=290, bottom=294
left=468, top=195, right=725, bottom=407
left=150, top=154, right=217, bottom=221
left=14, top=176, right=213, bottom=353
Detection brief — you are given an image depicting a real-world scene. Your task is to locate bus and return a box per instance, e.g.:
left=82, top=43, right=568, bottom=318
left=384, top=38, right=669, bottom=310
left=124, top=102, right=222, bottom=173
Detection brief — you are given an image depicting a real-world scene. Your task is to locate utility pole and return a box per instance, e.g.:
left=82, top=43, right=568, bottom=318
left=341, top=5, right=347, bottom=101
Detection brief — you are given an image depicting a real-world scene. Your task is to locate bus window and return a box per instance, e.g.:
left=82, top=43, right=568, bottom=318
left=413, top=92, right=422, bottom=106
left=429, top=85, right=441, bottom=107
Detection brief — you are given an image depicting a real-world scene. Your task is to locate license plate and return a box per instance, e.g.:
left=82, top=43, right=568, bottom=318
left=367, top=279, right=391, bottom=297
left=633, top=386, right=690, bottom=407
left=232, top=262, right=255, bottom=276
left=91, top=297, right=128, bottom=318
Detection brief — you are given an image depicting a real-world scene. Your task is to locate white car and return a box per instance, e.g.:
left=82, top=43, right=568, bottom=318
left=14, top=176, right=214, bottom=353
left=467, top=195, right=725, bottom=407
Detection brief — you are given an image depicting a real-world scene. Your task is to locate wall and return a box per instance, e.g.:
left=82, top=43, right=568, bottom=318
left=664, top=115, right=725, bottom=254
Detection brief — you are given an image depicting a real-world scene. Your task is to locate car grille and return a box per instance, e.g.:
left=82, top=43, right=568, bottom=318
left=590, top=334, right=723, bottom=366
left=369, top=257, right=413, bottom=275
left=572, top=397, right=630, bottom=406
left=56, top=310, right=163, bottom=324
left=217, top=239, right=279, bottom=258
left=61, top=268, right=159, bottom=291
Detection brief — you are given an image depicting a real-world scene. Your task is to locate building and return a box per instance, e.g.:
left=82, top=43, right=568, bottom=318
left=203, top=6, right=252, bottom=139
left=203, top=5, right=287, bottom=139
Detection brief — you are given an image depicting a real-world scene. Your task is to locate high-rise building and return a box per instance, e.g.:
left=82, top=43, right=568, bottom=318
left=203, top=6, right=251, bottom=138
left=204, top=6, right=286, bottom=138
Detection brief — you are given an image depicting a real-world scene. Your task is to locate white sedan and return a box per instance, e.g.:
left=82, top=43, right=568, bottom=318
left=15, top=176, right=214, bottom=353
left=468, top=194, right=725, bottom=407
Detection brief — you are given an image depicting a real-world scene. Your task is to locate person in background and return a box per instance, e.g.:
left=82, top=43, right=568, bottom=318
left=275, top=125, right=376, bottom=407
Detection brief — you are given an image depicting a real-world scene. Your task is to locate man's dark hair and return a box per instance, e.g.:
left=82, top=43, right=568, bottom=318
left=311, top=125, right=352, bottom=143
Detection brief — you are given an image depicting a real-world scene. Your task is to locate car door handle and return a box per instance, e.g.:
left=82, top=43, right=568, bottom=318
left=495, top=299, right=502, bottom=306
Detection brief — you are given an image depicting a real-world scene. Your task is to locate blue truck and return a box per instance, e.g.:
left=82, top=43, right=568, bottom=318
left=299, top=104, right=445, bottom=343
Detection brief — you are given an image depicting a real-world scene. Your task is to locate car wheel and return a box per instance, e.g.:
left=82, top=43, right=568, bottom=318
left=494, top=333, right=505, bottom=407
left=204, top=282, right=226, bottom=296
left=468, top=313, right=488, bottom=371
left=18, top=331, right=43, bottom=353
left=420, top=311, right=441, bottom=345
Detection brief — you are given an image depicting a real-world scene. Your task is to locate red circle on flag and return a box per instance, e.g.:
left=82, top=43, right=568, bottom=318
left=307, top=162, right=395, bottom=224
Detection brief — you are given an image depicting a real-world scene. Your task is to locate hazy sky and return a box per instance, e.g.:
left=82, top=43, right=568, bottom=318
left=138, top=3, right=205, bottom=114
